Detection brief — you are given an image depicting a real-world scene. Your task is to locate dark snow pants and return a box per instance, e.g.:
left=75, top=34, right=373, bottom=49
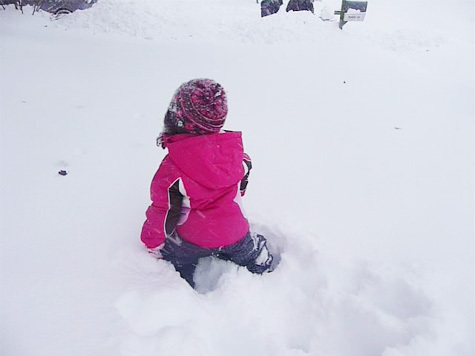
left=161, top=232, right=273, bottom=288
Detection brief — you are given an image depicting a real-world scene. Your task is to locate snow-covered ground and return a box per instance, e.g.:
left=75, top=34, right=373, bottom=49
left=1, top=1, right=473, bottom=355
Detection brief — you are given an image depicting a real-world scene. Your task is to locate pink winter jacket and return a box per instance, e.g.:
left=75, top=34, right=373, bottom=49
left=141, top=131, right=251, bottom=249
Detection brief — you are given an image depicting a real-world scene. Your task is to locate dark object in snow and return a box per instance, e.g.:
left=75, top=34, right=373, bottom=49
left=261, top=0, right=283, bottom=17
left=1, top=0, right=97, bottom=16
left=394, top=127, right=402, bottom=130
left=286, top=0, right=314, bottom=14
left=58, top=170, right=68, bottom=176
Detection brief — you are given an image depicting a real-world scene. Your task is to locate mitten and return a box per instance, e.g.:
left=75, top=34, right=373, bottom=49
left=147, top=243, right=165, bottom=259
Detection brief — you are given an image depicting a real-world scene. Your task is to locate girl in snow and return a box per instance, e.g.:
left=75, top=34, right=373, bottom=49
left=141, top=79, right=273, bottom=288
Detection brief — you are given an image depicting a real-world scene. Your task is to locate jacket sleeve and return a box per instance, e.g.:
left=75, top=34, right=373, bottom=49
left=240, top=153, right=252, bottom=196
left=140, top=159, right=183, bottom=249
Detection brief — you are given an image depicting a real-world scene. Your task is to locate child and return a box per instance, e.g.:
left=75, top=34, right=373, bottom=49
left=141, top=79, right=273, bottom=288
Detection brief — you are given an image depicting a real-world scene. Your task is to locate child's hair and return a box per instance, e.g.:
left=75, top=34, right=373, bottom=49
left=163, top=78, right=228, bottom=136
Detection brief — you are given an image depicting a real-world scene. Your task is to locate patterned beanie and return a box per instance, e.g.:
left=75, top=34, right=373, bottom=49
left=163, top=79, right=228, bottom=136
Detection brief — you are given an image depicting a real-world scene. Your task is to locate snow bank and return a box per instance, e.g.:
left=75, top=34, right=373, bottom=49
left=113, top=223, right=441, bottom=356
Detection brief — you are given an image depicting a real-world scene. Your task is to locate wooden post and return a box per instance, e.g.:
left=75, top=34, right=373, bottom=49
left=338, top=0, right=347, bottom=29
left=334, top=0, right=368, bottom=29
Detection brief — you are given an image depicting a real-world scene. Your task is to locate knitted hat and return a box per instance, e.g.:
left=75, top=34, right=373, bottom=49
left=163, top=79, right=228, bottom=135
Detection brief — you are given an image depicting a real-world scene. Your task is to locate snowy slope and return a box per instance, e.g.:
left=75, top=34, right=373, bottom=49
left=0, top=1, right=473, bottom=355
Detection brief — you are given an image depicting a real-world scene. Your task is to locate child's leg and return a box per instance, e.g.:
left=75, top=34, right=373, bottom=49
left=217, top=232, right=273, bottom=274
left=161, top=233, right=212, bottom=288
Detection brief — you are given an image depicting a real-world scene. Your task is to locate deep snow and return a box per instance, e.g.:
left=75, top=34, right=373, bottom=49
left=0, top=0, right=473, bottom=355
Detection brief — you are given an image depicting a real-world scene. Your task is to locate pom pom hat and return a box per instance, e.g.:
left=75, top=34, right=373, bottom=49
left=163, top=79, right=228, bottom=136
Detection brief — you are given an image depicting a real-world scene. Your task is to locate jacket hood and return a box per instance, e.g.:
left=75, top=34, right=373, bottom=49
left=164, top=132, right=244, bottom=189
